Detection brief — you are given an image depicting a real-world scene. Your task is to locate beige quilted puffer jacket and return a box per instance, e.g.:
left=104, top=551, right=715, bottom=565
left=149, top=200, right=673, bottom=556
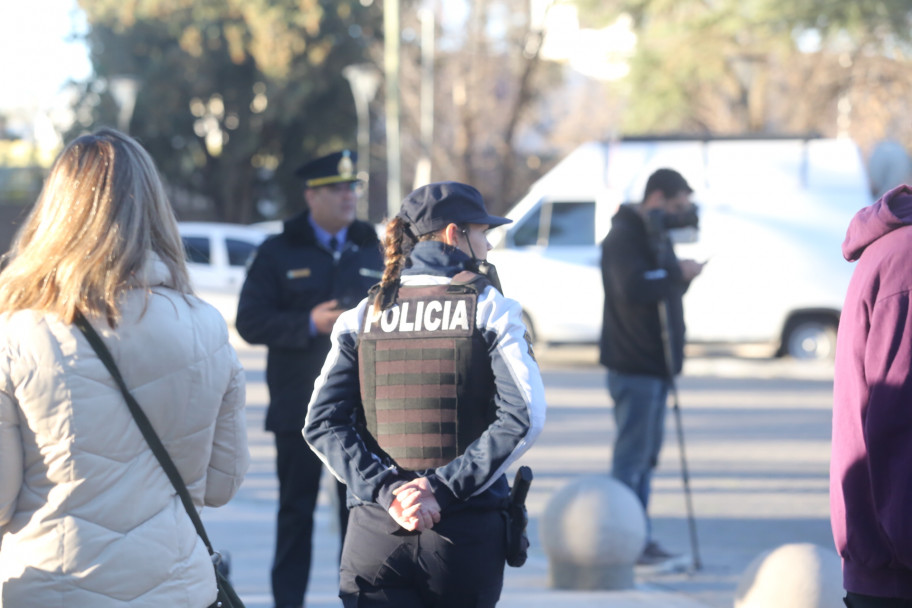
left=0, top=258, right=249, bottom=607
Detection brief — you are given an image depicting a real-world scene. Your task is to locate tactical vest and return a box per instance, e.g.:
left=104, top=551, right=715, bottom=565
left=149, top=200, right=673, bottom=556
left=358, top=271, right=496, bottom=471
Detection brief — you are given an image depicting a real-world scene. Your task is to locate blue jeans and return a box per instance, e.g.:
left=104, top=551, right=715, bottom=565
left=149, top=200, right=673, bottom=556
left=607, top=370, right=670, bottom=524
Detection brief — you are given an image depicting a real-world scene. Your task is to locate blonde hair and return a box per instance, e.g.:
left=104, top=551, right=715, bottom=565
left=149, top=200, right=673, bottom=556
left=0, top=127, right=191, bottom=325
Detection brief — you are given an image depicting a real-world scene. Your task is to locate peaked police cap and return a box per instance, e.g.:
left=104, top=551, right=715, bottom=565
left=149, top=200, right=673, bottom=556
left=294, top=149, right=360, bottom=188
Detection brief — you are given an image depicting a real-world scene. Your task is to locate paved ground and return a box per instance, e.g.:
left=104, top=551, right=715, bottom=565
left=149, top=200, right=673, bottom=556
left=202, top=340, right=839, bottom=607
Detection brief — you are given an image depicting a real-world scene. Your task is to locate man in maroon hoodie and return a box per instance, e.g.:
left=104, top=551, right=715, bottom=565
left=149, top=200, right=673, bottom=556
left=832, top=184, right=912, bottom=607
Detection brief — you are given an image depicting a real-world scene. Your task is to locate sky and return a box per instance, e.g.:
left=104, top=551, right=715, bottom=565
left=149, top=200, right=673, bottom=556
left=0, top=0, right=91, bottom=115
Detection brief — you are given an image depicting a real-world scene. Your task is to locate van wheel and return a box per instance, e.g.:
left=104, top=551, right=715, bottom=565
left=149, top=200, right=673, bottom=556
left=782, top=316, right=837, bottom=360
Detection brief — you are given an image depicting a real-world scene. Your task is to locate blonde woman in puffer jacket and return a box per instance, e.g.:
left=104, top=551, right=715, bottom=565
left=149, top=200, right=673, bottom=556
left=0, top=128, right=250, bottom=607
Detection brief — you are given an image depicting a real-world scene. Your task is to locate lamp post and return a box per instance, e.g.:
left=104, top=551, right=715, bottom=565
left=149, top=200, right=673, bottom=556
left=343, top=63, right=381, bottom=220
left=413, top=6, right=435, bottom=190
left=108, top=75, right=140, bottom=134
left=384, top=0, right=402, bottom=218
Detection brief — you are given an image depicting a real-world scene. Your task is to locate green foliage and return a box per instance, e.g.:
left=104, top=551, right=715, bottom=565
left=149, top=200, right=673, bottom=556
left=573, top=0, right=912, bottom=136
left=780, top=0, right=912, bottom=38
left=571, top=0, right=624, bottom=28
left=71, top=0, right=384, bottom=222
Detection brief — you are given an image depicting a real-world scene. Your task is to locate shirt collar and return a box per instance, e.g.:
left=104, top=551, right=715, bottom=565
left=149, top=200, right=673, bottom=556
left=308, top=215, right=348, bottom=251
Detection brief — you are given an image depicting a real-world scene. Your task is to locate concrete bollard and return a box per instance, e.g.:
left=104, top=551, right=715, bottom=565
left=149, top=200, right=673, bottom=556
left=734, top=543, right=843, bottom=608
left=539, top=474, right=647, bottom=590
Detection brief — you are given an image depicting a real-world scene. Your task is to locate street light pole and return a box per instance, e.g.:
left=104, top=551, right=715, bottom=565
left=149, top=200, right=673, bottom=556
left=343, top=64, right=381, bottom=220
left=413, top=6, right=435, bottom=189
left=384, top=0, right=402, bottom=218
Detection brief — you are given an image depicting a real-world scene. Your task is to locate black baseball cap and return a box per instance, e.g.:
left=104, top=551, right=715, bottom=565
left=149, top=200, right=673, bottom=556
left=397, top=181, right=512, bottom=237
left=294, top=149, right=360, bottom=188
left=644, top=168, right=693, bottom=199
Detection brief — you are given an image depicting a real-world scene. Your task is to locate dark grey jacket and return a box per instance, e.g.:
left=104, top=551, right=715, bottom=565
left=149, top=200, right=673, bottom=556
left=599, top=204, right=688, bottom=377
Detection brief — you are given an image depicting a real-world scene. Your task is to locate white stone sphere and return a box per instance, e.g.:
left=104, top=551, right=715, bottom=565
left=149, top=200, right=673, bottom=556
left=734, top=543, right=843, bottom=608
left=539, top=475, right=647, bottom=589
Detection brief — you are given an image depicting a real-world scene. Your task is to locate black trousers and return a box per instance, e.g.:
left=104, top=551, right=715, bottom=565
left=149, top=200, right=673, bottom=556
left=846, top=592, right=912, bottom=608
left=272, top=431, right=349, bottom=607
left=339, top=504, right=506, bottom=608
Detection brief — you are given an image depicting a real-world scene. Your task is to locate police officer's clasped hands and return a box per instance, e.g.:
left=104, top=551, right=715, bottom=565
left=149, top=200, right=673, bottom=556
left=389, top=478, right=441, bottom=531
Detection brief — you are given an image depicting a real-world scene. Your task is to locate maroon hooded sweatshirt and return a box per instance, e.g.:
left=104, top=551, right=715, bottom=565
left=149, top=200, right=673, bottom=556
left=831, top=184, right=912, bottom=598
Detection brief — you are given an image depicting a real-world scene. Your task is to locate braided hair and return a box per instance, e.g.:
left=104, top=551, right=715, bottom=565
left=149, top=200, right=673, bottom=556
left=372, top=217, right=451, bottom=312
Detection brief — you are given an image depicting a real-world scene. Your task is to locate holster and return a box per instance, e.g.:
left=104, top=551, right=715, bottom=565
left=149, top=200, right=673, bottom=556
left=502, top=466, right=533, bottom=567
left=503, top=502, right=530, bottom=567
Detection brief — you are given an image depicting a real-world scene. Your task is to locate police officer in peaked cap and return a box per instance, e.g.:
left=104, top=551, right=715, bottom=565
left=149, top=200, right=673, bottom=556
left=304, top=181, right=547, bottom=607
left=236, top=149, right=385, bottom=608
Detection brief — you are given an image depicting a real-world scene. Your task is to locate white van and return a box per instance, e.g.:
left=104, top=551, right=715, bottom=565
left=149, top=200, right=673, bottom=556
left=486, top=136, right=873, bottom=359
left=178, top=222, right=268, bottom=325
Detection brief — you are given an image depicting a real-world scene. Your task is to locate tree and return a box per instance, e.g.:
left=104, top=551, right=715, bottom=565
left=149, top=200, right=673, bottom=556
left=69, top=0, right=625, bottom=222
left=71, top=0, right=385, bottom=223
left=392, top=0, right=562, bottom=215
left=569, top=0, right=912, bottom=155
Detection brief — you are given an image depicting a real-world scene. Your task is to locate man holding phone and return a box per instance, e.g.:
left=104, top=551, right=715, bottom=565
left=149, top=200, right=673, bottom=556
left=236, top=150, right=384, bottom=608
left=599, top=168, right=703, bottom=566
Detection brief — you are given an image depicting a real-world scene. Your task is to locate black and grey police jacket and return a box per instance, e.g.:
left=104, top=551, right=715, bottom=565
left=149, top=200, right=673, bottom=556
left=304, top=241, right=546, bottom=513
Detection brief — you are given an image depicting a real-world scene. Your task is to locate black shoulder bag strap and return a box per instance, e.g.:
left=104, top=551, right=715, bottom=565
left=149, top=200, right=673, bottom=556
left=73, top=311, right=216, bottom=555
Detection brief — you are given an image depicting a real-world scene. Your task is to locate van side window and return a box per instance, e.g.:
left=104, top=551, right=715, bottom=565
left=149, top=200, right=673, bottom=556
left=511, top=206, right=542, bottom=247
left=510, top=202, right=595, bottom=247
left=182, top=236, right=211, bottom=264
left=548, top=201, right=596, bottom=246
left=227, top=238, right=259, bottom=267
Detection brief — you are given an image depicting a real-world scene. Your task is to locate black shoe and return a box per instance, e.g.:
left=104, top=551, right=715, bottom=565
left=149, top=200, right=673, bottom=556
left=636, top=540, right=679, bottom=565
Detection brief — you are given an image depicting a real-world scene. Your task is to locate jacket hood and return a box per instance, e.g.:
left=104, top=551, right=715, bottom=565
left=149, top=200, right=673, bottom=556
left=843, top=185, right=912, bottom=261
left=283, top=211, right=316, bottom=244
left=613, top=203, right=645, bottom=229
left=132, top=253, right=174, bottom=289
left=403, top=240, right=471, bottom=277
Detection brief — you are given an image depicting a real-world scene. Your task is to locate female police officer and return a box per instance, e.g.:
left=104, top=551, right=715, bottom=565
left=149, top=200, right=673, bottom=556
left=304, top=181, right=546, bottom=607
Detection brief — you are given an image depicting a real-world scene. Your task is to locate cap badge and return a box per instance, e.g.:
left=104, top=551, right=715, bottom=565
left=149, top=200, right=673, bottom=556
left=338, top=150, right=354, bottom=179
